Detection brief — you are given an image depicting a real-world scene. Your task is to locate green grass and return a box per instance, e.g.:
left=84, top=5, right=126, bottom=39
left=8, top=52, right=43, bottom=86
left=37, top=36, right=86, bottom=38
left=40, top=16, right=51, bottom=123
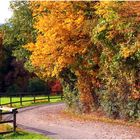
left=0, top=129, right=50, bottom=139
left=0, top=95, right=63, bottom=108
left=0, top=96, right=62, bottom=139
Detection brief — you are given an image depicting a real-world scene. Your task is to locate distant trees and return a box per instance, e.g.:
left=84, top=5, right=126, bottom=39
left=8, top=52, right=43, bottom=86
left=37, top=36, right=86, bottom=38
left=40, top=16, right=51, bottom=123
left=49, top=80, right=62, bottom=95
left=0, top=33, right=4, bottom=91
left=1, top=1, right=36, bottom=71
left=0, top=33, right=32, bottom=92
left=0, top=1, right=42, bottom=93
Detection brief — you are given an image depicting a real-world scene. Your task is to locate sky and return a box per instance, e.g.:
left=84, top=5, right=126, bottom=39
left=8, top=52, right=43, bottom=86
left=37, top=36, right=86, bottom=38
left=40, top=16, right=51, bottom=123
left=0, top=0, right=13, bottom=24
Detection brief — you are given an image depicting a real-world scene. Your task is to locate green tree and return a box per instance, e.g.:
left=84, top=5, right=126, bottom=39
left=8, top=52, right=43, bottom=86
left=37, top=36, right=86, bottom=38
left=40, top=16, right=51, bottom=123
left=0, top=1, right=36, bottom=92
left=1, top=1, right=36, bottom=71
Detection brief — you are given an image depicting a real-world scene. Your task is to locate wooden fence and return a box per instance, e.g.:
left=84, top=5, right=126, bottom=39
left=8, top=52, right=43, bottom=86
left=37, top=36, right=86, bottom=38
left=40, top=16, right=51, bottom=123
left=0, top=92, right=63, bottom=107
left=0, top=107, right=18, bottom=134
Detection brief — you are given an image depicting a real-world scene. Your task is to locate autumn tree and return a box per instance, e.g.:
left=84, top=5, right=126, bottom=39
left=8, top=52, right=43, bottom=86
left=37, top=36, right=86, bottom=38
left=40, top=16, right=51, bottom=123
left=93, top=1, right=140, bottom=119
left=24, top=1, right=99, bottom=113
left=22, top=1, right=140, bottom=119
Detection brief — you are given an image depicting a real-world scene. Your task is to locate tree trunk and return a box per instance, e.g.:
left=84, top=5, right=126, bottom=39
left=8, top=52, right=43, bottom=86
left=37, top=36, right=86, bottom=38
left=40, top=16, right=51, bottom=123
left=77, top=71, right=94, bottom=113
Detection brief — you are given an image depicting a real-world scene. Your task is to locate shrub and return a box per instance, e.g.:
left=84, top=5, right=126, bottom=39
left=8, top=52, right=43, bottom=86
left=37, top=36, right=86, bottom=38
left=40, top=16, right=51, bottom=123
left=63, top=85, right=82, bottom=113
left=6, top=84, right=21, bottom=94
left=27, top=77, right=49, bottom=93
left=97, top=89, right=140, bottom=120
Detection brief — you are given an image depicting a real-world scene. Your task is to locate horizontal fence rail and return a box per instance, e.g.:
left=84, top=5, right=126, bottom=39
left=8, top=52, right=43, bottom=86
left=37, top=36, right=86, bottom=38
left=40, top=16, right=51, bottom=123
left=0, top=107, right=18, bottom=134
left=0, top=92, right=63, bottom=107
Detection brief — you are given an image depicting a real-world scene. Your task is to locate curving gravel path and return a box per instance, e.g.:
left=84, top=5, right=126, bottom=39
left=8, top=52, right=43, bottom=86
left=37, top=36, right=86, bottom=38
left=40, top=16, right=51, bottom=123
left=16, top=103, right=140, bottom=139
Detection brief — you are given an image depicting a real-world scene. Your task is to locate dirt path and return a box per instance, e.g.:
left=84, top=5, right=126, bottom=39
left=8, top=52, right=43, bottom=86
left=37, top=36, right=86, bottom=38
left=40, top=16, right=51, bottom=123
left=16, top=103, right=140, bottom=139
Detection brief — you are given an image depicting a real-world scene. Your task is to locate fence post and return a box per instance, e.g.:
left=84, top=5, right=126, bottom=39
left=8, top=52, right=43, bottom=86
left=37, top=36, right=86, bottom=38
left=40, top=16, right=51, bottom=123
left=61, top=93, right=63, bottom=100
left=10, top=96, right=12, bottom=107
left=0, top=109, right=2, bottom=121
left=13, top=109, right=17, bottom=133
left=48, top=95, right=50, bottom=102
left=20, top=94, right=22, bottom=106
left=33, top=94, right=36, bottom=103
left=0, top=96, right=1, bottom=107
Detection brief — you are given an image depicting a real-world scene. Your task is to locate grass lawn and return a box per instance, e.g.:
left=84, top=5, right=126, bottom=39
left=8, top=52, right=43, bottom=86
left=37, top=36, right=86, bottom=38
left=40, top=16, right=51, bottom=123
left=0, top=96, right=62, bottom=139
left=0, top=95, right=63, bottom=108
left=0, top=131, right=49, bottom=139
left=0, top=126, right=49, bottom=139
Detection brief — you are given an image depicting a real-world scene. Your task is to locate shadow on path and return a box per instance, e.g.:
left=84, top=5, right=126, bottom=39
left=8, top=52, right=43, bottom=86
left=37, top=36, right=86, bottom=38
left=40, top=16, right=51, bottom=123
left=17, top=124, right=57, bottom=136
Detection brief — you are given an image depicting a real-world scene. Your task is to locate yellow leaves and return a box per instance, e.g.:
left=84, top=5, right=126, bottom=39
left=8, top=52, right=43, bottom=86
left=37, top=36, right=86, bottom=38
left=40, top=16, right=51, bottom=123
left=23, top=1, right=99, bottom=101
left=64, top=11, right=84, bottom=31
left=95, top=1, right=119, bottom=21
left=97, top=25, right=106, bottom=33
left=24, top=2, right=91, bottom=78
left=65, top=18, right=72, bottom=24
left=75, top=15, right=84, bottom=24
left=120, top=43, right=140, bottom=58
left=120, top=47, right=132, bottom=58
left=131, top=90, right=140, bottom=99
left=106, top=30, right=117, bottom=40
left=81, top=48, right=87, bottom=54
left=23, top=43, right=35, bottom=52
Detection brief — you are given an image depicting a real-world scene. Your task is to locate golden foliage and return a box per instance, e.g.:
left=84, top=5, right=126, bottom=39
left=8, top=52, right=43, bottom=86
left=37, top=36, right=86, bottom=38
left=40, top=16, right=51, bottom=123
left=24, top=2, right=99, bottom=112
left=23, top=1, right=140, bottom=114
left=24, top=2, right=91, bottom=78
